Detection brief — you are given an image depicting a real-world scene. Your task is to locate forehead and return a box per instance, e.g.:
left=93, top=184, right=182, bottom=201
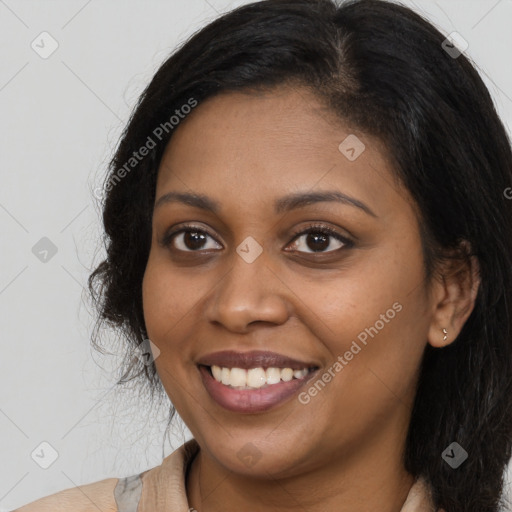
left=155, top=86, right=406, bottom=219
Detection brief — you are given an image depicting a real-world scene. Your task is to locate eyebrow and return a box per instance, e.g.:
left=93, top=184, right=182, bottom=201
left=154, top=190, right=377, bottom=217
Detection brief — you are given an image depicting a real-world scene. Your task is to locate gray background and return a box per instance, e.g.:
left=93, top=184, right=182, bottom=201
left=1, top=0, right=511, bottom=509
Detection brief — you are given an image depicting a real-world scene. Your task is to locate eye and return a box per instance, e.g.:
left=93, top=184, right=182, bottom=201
left=161, top=225, right=221, bottom=252
left=286, top=224, right=353, bottom=254
left=160, top=223, right=353, bottom=254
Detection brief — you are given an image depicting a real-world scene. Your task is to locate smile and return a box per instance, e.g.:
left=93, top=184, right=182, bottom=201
left=210, top=365, right=310, bottom=389
left=198, top=363, right=319, bottom=413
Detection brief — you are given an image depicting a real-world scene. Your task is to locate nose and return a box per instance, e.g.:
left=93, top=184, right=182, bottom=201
left=205, top=248, right=291, bottom=333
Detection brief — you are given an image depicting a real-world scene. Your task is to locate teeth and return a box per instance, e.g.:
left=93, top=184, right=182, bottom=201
left=247, top=368, right=266, bottom=388
left=211, top=365, right=222, bottom=381
left=266, top=367, right=281, bottom=384
left=221, top=367, right=230, bottom=386
left=230, top=367, right=247, bottom=387
left=281, top=368, right=293, bottom=382
left=210, top=365, right=310, bottom=389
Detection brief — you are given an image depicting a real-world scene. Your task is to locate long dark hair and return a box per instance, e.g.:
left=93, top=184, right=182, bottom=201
left=88, top=0, right=512, bottom=509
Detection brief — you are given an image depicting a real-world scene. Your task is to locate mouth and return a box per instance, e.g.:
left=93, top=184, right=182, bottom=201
left=202, top=364, right=317, bottom=389
left=196, top=350, right=320, bottom=413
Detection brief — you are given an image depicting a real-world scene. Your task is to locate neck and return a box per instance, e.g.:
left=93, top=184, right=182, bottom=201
left=185, top=434, right=415, bottom=512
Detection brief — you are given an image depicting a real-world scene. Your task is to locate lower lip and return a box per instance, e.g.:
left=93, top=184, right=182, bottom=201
left=198, top=365, right=318, bottom=413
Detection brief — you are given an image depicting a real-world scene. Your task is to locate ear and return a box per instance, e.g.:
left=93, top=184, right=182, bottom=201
left=427, top=240, right=481, bottom=348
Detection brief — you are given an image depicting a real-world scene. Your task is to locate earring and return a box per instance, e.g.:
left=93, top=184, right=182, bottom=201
left=442, top=328, right=448, bottom=341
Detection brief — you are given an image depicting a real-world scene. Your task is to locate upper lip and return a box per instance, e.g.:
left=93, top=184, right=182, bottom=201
left=196, top=350, right=319, bottom=370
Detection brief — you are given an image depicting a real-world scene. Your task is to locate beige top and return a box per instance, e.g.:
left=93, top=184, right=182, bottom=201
left=13, top=438, right=443, bottom=511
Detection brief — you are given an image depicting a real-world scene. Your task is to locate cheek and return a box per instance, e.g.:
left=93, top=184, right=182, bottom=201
left=141, top=257, right=196, bottom=405
left=141, top=252, right=219, bottom=383
left=142, top=256, right=191, bottom=360
left=142, top=261, right=168, bottom=338
left=142, top=256, right=193, bottom=346
left=291, top=243, right=429, bottom=399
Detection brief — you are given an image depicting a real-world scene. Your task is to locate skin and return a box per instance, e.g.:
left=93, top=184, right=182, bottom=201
left=141, top=84, right=480, bottom=512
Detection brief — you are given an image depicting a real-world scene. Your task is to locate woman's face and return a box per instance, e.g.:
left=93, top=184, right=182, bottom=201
left=142, top=85, right=437, bottom=478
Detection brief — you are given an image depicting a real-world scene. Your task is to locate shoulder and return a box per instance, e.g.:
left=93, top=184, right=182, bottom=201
left=12, top=439, right=199, bottom=512
left=12, top=477, right=120, bottom=512
left=400, top=476, right=446, bottom=512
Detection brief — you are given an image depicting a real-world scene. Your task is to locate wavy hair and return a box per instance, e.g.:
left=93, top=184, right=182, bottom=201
left=88, top=0, right=512, bottom=509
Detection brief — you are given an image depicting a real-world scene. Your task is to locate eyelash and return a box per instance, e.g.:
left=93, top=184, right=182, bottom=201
left=161, top=223, right=354, bottom=254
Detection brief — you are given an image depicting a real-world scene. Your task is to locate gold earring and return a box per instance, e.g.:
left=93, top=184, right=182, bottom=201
left=442, top=328, right=448, bottom=341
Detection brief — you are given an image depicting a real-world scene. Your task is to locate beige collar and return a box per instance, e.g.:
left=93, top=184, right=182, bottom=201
left=139, top=438, right=439, bottom=511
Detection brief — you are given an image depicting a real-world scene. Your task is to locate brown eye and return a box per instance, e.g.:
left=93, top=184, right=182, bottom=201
left=162, top=227, right=222, bottom=252
left=161, top=223, right=353, bottom=255
left=287, top=225, right=353, bottom=254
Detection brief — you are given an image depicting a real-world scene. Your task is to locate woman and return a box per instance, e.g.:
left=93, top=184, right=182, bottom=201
left=14, top=0, right=512, bottom=510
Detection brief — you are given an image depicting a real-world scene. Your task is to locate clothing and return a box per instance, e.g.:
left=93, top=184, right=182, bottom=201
left=13, top=438, right=442, bottom=511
